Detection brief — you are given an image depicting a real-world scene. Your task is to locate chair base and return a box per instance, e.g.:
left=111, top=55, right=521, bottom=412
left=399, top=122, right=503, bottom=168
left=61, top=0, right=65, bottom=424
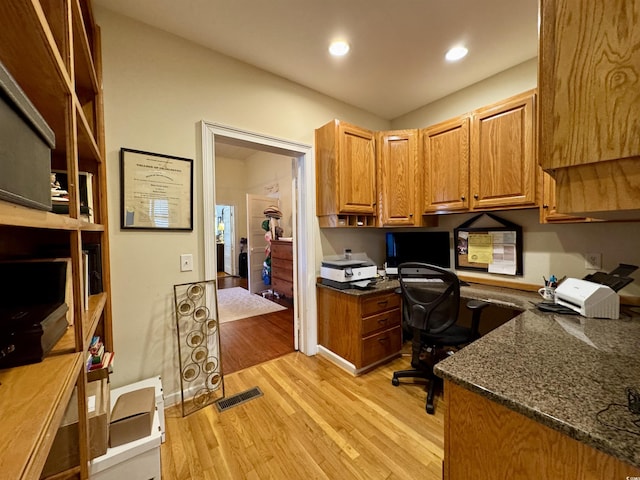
left=391, top=368, right=440, bottom=414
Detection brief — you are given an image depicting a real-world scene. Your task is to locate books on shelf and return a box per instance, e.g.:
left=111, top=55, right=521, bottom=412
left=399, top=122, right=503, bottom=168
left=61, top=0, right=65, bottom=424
left=87, top=336, right=114, bottom=372
left=51, top=170, right=94, bottom=222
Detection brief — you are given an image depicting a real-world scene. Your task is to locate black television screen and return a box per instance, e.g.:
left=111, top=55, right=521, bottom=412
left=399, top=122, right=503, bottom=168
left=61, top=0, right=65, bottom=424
left=385, top=231, right=451, bottom=273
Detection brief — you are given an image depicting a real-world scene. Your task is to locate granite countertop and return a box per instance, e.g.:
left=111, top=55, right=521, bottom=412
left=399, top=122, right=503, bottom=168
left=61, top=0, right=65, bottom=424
left=434, top=302, right=640, bottom=469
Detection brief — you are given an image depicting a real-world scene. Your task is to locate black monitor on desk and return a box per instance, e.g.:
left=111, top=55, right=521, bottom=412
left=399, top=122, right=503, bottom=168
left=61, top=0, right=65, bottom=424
left=385, top=231, right=451, bottom=274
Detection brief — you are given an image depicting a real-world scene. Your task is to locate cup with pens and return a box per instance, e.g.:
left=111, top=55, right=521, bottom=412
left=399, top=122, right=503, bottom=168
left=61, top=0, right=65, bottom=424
left=539, top=275, right=560, bottom=301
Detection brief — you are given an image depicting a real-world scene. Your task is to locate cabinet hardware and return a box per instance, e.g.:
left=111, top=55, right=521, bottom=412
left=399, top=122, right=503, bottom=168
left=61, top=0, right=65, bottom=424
left=377, top=300, right=388, bottom=306
left=378, top=337, right=389, bottom=343
left=474, top=194, right=479, bottom=199
left=377, top=318, right=388, bottom=324
left=461, top=195, right=465, bottom=201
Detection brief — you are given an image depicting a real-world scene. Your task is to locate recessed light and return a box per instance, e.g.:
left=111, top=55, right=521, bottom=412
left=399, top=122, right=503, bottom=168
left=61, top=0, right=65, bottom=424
left=445, top=46, right=468, bottom=62
left=329, top=41, right=350, bottom=57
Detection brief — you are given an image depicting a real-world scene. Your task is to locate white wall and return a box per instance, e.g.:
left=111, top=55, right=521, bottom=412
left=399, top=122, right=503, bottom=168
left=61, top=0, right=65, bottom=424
left=214, top=156, right=248, bottom=243
left=97, top=8, right=640, bottom=401
left=96, top=7, right=389, bottom=396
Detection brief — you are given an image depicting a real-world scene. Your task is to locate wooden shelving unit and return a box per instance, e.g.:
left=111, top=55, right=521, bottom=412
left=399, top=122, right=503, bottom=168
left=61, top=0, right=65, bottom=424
left=0, top=1, right=111, bottom=479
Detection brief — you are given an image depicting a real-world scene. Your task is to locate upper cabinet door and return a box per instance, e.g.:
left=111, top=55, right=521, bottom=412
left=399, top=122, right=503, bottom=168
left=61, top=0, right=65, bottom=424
left=315, top=119, right=376, bottom=219
left=421, top=116, right=470, bottom=213
left=470, top=90, right=538, bottom=210
left=539, top=0, right=640, bottom=170
left=377, top=130, right=418, bottom=226
left=338, top=123, right=376, bottom=214
left=539, top=0, right=640, bottom=218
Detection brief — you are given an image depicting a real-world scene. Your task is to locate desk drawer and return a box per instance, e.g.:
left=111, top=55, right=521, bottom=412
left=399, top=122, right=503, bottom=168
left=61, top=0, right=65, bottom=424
left=361, top=292, right=401, bottom=317
left=361, top=309, right=400, bottom=337
left=362, top=326, right=402, bottom=367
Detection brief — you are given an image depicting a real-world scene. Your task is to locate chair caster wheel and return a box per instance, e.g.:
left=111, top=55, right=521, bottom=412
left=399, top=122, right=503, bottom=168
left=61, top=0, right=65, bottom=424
left=392, top=377, right=400, bottom=386
left=426, top=404, right=434, bottom=414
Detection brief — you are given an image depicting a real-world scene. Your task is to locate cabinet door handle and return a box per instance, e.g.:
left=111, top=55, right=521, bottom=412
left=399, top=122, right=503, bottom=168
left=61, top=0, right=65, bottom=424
left=461, top=195, right=465, bottom=201
left=543, top=204, right=549, bottom=209
left=474, top=194, right=479, bottom=199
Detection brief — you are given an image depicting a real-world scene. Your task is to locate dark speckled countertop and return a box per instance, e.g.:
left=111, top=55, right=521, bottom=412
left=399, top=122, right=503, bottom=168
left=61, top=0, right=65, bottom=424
left=434, top=291, right=640, bottom=469
left=318, top=278, right=640, bottom=468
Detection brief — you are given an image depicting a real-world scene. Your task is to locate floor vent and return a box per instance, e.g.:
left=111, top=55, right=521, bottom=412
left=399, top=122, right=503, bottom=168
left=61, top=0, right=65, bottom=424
left=215, top=386, right=263, bottom=412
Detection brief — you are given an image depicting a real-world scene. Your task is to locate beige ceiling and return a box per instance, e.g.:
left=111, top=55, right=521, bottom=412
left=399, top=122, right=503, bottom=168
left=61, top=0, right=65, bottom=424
left=94, top=0, right=539, bottom=120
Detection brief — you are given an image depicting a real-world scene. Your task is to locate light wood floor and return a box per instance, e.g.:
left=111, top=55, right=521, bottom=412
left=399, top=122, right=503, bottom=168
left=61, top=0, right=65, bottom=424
left=161, top=351, right=445, bottom=479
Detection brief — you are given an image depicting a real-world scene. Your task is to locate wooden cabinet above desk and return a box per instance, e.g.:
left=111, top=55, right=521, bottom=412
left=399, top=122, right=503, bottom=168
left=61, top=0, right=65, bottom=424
left=538, top=0, right=640, bottom=219
left=317, top=285, right=402, bottom=374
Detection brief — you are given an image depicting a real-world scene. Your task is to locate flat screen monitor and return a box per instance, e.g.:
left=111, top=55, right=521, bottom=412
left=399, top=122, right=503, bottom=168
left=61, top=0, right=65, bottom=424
left=385, top=231, right=451, bottom=274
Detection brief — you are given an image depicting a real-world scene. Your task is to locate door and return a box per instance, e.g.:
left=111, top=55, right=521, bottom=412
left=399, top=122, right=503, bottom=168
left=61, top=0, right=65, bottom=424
left=247, top=194, right=279, bottom=294
left=222, top=205, right=234, bottom=274
left=377, top=129, right=418, bottom=226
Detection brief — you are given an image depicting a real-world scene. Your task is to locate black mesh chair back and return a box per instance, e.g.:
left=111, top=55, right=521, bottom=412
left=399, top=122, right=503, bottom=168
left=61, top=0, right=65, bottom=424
left=393, top=262, right=488, bottom=414
left=398, top=263, right=460, bottom=335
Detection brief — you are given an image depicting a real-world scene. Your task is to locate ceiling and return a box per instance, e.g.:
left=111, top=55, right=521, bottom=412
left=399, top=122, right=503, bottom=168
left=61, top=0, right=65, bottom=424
left=94, top=0, right=539, bottom=121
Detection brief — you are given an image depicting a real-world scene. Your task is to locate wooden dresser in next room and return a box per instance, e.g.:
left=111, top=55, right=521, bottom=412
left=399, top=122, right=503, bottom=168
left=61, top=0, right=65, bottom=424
left=271, top=240, right=294, bottom=298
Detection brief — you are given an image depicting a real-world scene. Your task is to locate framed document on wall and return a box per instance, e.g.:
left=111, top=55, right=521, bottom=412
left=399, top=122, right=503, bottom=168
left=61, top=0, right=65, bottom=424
left=120, top=148, right=193, bottom=231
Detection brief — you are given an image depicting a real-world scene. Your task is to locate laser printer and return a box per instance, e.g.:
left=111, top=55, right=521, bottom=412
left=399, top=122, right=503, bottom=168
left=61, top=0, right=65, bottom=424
left=320, top=253, right=377, bottom=289
left=554, top=278, right=619, bottom=319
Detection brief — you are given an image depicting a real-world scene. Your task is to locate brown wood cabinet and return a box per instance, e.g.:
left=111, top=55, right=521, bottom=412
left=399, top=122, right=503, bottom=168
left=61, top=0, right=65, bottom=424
left=470, top=89, right=538, bottom=211
left=540, top=171, right=593, bottom=224
left=376, top=129, right=419, bottom=226
left=0, top=2, right=112, bottom=478
left=443, top=381, right=640, bottom=479
left=317, top=286, right=402, bottom=372
left=271, top=240, right=293, bottom=298
left=315, top=119, right=377, bottom=227
left=420, top=115, right=470, bottom=213
left=539, top=0, right=640, bottom=218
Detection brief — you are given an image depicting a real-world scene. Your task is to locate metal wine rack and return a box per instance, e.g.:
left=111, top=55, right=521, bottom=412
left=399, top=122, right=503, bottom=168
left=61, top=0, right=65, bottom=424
left=174, top=279, right=224, bottom=416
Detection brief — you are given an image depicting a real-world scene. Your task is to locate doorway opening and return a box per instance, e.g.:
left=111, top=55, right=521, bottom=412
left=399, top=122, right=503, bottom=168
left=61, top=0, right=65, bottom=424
left=200, top=121, right=317, bottom=371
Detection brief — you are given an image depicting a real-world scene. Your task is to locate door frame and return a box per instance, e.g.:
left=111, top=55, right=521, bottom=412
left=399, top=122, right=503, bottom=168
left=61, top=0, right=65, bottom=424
left=200, top=121, right=316, bottom=355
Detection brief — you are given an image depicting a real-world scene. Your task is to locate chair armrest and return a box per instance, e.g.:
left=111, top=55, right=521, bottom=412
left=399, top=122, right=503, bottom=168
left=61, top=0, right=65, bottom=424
left=465, top=300, right=491, bottom=338
left=466, top=299, right=491, bottom=311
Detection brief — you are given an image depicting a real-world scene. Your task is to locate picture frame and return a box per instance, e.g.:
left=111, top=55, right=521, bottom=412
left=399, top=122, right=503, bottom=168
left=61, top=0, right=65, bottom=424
left=454, top=213, right=523, bottom=276
left=120, top=148, right=193, bottom=231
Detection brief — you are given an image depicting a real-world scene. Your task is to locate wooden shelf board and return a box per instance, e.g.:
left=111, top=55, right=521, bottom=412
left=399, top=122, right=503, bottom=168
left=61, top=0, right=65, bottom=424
left=0, top=353, right=83, bottom=480
left=51, top=293, right=107, bottom=355
left=83, top=293, right=108, bottom=351
left=0, top=1, right=72, bottom=150
left=71, top=0, right=98, bottom=96
left=0, top=201, right=81, bottom=231
left=75, top=97, right=101, bottom=163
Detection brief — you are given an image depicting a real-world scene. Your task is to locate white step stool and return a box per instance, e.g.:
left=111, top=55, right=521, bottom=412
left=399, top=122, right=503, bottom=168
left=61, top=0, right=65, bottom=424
left=90, top=376, right=164, bottom=479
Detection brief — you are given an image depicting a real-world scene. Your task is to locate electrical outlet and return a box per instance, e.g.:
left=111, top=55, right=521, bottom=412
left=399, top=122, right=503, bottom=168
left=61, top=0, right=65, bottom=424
left=180, top=254, right=193, bottom=272
left=584, top=252, right=602, bottom=270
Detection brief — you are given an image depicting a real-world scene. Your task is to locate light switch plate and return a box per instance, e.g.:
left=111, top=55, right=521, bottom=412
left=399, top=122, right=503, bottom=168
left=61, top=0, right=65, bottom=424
left=180, top=254, right=193, bottom=272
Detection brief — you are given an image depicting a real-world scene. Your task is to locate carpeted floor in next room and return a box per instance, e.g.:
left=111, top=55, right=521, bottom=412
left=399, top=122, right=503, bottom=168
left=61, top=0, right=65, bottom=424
left=217, top=273, right=295, bottom=375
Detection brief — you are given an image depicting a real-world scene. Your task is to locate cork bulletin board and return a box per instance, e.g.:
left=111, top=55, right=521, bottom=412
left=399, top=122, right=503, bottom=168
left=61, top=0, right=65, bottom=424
left=454, top=213, right=523, bottom=276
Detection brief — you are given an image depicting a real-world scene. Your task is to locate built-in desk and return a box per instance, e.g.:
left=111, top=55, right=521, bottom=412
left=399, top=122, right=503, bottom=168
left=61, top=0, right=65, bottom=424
left=318, top=278, right=640, bottom=477
left=434, top=290, right=640, bottom=478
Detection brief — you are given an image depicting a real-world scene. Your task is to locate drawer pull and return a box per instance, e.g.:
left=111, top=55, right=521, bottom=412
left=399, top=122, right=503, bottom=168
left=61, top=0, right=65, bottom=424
left=378, top=337, right=389, bottom=343
left=377, top=300, right=388, bottom=306
left=377, top=318, right=388, bottom=324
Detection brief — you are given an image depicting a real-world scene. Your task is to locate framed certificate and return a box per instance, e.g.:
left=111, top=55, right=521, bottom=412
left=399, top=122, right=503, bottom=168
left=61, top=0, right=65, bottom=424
left=120, top=148, right=193, bottom=230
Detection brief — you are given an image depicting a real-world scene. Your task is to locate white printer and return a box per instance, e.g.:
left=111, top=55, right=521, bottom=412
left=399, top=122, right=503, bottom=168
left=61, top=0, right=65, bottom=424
left=320, top=253, right=377, bottom=288
left=554, top=278, right=619, bottom=319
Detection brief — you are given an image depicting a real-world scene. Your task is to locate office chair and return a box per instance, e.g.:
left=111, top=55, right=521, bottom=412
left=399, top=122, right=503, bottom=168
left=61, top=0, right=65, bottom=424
left=391, top=263, right=489, bottom=414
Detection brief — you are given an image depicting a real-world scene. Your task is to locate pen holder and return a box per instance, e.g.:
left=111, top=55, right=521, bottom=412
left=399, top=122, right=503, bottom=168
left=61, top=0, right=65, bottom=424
left=538, top=286, right=556, bottom=301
